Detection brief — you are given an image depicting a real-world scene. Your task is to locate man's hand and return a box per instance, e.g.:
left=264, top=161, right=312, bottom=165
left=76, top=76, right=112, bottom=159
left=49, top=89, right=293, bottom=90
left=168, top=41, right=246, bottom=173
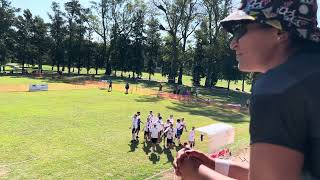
left=174, top=148, right=215, bottom=176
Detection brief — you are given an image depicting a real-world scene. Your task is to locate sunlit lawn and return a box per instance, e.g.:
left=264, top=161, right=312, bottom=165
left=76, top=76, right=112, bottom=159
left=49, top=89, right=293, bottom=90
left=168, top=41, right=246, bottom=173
left=0, top=76, right=250, bottom=179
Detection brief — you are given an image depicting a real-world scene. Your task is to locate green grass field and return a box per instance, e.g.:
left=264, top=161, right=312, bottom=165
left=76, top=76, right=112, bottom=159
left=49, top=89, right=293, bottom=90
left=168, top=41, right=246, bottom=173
left=0, top=76, right=250, bottom=179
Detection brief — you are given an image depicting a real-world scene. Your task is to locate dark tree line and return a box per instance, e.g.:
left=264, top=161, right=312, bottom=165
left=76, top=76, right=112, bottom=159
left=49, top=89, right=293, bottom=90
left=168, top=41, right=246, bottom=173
left=0, top=0, right=249, bottom=90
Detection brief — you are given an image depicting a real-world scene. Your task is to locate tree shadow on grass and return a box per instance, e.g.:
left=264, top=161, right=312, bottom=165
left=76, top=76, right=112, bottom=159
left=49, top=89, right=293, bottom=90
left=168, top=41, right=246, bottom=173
left=142, top=141, right=152, bottom=155
left=163, top=147, right=174, bottom=165
left=135, top=95, right=164, bottom=103
left=155, top=144, right=163, bottom=154
left=149, top=152, right=160, bottom=164
left=174, top=144, right=184, bottom=152
left=199, top=87, right=250, bottom=105
left=128, top=140, right=139, bottom=152
left=167, top=101, right=249, bottom=124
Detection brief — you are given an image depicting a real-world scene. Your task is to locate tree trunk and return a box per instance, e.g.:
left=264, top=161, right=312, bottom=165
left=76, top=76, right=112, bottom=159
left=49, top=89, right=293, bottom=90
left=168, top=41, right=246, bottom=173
left=38, top=62, right=42, bottom=74
left=177, top=66, right=183, bottom=85
left=149, top=73, right=151, bottom=81
left=242, top=74, right=245, bottom=92
left=205, top=68, right=211, bottom=87
left=95, top=67, right=98, bottom=75
left=227, top=80, right=230, bottom=90
left=102, top=11, right=111, bottom=76
left=22, top=60, right=25, bottom=74
left=168, top=36, right=178, bottom=84
left=68, top=56, right=71, bottom=74
left=103, top=40, right=111, bottom=76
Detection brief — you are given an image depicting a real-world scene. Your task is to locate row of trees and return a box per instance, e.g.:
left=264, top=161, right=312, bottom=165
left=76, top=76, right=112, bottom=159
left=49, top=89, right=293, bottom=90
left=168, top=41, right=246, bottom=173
left=0, top=0, right=248, bottom=89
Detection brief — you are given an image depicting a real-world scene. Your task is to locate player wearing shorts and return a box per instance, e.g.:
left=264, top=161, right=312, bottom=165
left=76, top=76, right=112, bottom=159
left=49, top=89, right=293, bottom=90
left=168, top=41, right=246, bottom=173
left=189, top=126, right=195, bottom=148
left=130, top=114, right=138, bottom=142
left=150, top=124, right=159, bottom=152
left=164, top=123, right=175, bottom=149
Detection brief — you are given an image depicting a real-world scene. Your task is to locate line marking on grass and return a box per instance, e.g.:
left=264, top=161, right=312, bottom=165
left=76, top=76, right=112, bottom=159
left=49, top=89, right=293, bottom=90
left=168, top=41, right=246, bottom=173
left=144, top=167, right=174, bottom=180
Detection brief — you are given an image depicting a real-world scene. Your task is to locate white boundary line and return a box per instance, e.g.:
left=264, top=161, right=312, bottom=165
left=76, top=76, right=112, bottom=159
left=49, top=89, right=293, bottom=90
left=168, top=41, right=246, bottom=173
left=144, top=167, right=174, bottom=180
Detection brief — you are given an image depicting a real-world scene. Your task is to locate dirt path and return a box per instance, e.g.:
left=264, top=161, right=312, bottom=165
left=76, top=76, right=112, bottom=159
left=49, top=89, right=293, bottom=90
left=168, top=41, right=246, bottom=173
left=0, top=81, right=158, bottom=95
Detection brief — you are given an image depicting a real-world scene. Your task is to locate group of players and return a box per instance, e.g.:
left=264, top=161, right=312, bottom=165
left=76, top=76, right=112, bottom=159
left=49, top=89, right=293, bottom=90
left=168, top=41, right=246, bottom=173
left=130, top=111, right=196, bottom=152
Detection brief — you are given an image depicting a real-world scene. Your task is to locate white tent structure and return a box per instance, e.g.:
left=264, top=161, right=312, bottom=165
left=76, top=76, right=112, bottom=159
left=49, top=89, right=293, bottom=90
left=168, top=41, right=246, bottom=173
left=196, top=123, right=235, bottom=153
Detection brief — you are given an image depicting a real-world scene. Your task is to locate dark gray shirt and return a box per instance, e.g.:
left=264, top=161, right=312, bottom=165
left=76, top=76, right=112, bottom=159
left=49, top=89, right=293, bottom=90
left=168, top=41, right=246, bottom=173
left=249, top=52, right=320, bottom=179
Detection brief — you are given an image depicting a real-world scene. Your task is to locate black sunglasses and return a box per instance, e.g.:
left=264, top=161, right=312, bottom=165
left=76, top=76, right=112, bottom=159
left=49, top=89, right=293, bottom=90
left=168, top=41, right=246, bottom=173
left=231, top=22, right=272, bottom=41
left=231, top=24, right=248, bottom=42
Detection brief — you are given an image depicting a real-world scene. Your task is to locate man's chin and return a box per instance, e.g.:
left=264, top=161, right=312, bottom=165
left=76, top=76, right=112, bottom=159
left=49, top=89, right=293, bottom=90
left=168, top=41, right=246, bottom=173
left=238, top=64, right=254, bottom=73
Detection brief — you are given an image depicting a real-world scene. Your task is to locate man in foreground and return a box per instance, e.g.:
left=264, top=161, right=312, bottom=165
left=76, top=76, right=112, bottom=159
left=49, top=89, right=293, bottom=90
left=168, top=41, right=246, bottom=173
left=174, top=0, right=320, bottom=179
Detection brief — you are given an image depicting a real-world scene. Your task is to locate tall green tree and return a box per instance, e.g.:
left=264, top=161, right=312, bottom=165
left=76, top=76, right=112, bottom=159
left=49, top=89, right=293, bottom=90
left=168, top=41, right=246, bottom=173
left=92, top=42, right=104, bottom=75
left=192, top=23, right=208, bottom=86
left=221, top=50, right=240, bottom=90
left=177, top=0, right=200, bottom=84
left=109, top=25, right=120, bottom=75
left=84, top=26, right=94, bottom=74
left=145, top=16, right=161, bottom=81
left=89, top=0, right=112, bottom=75
left=48, top=1, right=66, bottom=72
left=15, top=9, right=34, bottom=73
left=32, top=16, right=49, bottom=72
left=74, top=7, right=89, bottom=74
left=202, top=0, right=232, bottom=87
left=155, top=0, right=188, bottom=84
left=130, top=1, right=146, bottom=77
left=0, top=0, right=18, bottom=72
left=110, top=0, right=134, bottom=76
left=64, top=0, right=81, bottom=74
left=110, top=29, right=130, bottom=76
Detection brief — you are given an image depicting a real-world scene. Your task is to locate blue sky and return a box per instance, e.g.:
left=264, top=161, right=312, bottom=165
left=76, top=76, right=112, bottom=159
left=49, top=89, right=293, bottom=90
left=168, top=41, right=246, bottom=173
left=11, top=0, right=92, bottom=22
left=11, top=0, right=320, bottom=25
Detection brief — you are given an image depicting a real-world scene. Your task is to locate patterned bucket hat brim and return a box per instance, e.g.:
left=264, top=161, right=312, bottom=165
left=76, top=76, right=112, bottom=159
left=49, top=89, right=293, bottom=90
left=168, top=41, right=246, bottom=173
left=220, top=0, right=320, bottom=43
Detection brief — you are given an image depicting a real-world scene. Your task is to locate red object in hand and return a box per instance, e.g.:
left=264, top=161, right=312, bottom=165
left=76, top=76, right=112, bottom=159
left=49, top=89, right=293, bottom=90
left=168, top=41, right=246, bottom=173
left=210, top=148, right=230, bottom=158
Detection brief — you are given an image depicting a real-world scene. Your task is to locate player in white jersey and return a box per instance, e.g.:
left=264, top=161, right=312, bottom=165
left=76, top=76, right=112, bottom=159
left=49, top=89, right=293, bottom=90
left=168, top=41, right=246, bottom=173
left=135, top=112, right=142, bottom=139
left=150, top=123, right=159, bottom=152
left=144, top=117, right=152, bottom=141
left=130, top=114, right=138, bottom=142
left=147, top=111, right=153, bottom=121
left=164, top=123, right=175, bottom=149
left=157, top=116, right=164, bottom=140
left=163, top=119, right=171, bottom=145
left=176, top=119, right=183, bottom=146
left=168, top=114, right=174, bottom=124
left=189, top=126, right=195, bottom=148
